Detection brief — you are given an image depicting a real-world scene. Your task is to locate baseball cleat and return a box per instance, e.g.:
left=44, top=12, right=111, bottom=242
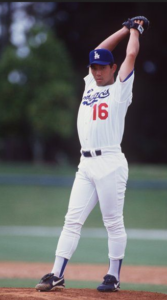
left=35, top=273, right=65, bottom=292
left=97, top=274, right=120, bottom=292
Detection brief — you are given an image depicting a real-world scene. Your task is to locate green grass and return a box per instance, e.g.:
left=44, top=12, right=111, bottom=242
left=0, top=185, right=167, bottom=228
left=129, top=164, right=167, bottom=180
left=0, top=236, right=167, bottom=266
left=124, top=190, right=167, bottom=229
left=0, top=186, right=70, bottom=227
left=0, top=162, right=166, bottom=228
left=0, top=279, right=166, bottom=294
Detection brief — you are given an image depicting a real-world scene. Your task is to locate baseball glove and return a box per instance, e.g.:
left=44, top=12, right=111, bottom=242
left=122, top=16, right=150, bottom=34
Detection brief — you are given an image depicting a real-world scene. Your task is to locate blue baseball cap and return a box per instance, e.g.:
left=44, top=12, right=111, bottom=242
left=88, top=49, right=114, bottom=67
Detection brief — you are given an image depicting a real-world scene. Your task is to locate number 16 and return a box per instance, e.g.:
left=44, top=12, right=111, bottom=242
left=93, top=103, right=108, bottom=120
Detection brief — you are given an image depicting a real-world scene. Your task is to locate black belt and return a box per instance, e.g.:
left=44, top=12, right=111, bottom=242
left=82, top=150, right=102, bottom=157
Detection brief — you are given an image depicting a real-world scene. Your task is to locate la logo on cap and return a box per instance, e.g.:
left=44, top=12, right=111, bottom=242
left=94, top=51, right=100, bottom=59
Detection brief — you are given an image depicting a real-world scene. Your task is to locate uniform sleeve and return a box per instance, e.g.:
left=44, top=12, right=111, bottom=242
left=83, top=73, right=95, bottom=88
left=114, top=71, right=135, bottom=105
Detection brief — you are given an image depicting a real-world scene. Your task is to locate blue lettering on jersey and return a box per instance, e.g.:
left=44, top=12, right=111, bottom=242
left=82, top=89, right=110, bottom=106
left=87, top=89, right=94, bottom=93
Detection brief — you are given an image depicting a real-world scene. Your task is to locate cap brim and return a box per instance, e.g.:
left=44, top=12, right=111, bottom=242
left=87, top=61, right=112, bottom=68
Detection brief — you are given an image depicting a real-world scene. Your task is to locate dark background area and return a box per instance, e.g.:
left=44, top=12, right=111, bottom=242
left=0, top=2, right=167, bottom=165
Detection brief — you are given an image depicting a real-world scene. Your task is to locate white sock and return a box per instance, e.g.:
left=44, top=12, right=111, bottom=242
left=107, top=259, right=122, bottom=281
left=51, top=256, right=68, bottom=277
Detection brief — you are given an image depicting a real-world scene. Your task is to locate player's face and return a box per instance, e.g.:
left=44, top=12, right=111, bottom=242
left=90, top=64, right=116, bottom=86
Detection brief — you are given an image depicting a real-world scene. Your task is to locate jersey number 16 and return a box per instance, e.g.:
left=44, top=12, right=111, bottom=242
left=93, top=103, right=108, bottom=120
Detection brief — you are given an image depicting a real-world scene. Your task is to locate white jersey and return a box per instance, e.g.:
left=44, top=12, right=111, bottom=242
left=77, top=71, right=134, bottom=153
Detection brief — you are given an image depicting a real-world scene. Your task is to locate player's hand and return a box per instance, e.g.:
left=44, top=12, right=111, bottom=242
left=122, top=16, right=150, bottom=35
left=130, top=19, right=144, bottom=35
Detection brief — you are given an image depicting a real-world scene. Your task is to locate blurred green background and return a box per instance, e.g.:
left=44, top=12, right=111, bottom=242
left=0, top=2, right=167, bottom=165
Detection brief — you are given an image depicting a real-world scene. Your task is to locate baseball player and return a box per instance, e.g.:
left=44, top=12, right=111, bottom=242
left=35, top=16, right=149, bottom=292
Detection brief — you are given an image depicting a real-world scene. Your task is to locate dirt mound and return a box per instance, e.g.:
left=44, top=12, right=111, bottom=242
left=0, top=288, right=167, bottom=300
left=1, top=262, right=167, bottom=285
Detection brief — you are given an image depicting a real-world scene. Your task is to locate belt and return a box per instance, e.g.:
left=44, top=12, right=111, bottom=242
left=82, top=150, right=102, bottom=157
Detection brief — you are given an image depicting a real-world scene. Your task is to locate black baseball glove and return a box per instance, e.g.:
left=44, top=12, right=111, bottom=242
left=122, top=16, right=150, bottom=35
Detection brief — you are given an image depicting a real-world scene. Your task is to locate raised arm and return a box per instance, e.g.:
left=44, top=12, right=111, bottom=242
left=88, top=16, right=149, bottom=77
left=95, top=27, right=129, bottom=51
left=119, top=16, right=150, bottom=82
left=88, top=26, right=130, bottom=74
left=119, top=21, right=141, bottom=82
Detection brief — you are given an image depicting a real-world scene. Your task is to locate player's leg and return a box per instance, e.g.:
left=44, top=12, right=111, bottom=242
left=35, top=166, right=98, bottom=291
left=95, top=155, right=128, bottom=291
left=55, top=167, right=98, bottom=265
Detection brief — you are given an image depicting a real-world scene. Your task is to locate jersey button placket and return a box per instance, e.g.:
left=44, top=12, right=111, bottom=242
left=84, top=121, right=88, bottom=142
left=84, top=107, right=91, bottom=143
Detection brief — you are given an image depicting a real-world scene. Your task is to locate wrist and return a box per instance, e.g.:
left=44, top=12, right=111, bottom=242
left=130, top=28, right=140, bottom=37
left=130, top=23, right=144, bottom=35
left=122, top=26, right=130, bottom=34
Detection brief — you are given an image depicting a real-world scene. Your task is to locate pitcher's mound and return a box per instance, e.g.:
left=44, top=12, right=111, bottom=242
left=0, top=288, right=167, bottom=300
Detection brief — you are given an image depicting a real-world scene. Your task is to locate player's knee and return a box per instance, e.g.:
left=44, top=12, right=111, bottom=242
left=103, top=215, right=125, bottom=234
left=63, top=218, right=82, bottom=236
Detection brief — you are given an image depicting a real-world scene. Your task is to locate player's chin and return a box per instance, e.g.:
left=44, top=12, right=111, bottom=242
left=96, top=79, right=103, bottom=86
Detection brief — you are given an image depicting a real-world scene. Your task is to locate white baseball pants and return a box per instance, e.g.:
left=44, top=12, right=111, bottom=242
left=56, top=151, right=128, bottom=260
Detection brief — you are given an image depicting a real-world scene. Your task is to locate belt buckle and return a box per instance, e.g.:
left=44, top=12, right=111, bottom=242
left=90, top=150, right=95, bottom=157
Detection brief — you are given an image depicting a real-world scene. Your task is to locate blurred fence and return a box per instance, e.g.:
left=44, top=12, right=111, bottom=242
left=0, top=174, right=167, bottom=189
